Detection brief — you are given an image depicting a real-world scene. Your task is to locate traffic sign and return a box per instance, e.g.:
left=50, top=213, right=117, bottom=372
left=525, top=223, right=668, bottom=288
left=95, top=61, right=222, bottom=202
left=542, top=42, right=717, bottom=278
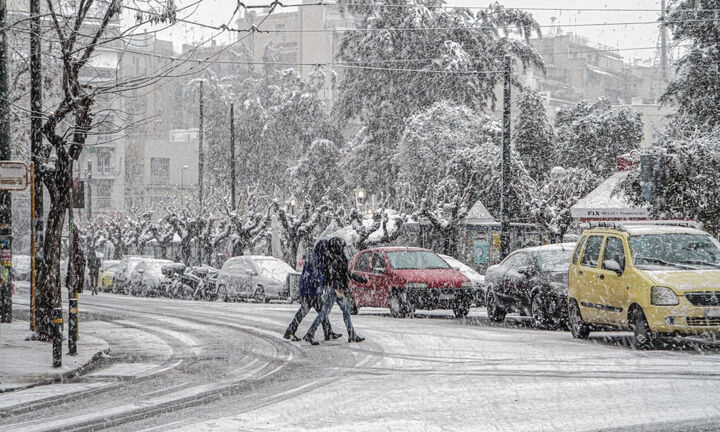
left=0, top=161, right=29, bottom=191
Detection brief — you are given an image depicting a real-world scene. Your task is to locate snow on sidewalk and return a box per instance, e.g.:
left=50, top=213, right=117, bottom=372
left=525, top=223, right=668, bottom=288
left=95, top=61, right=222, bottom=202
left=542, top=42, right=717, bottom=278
left=0, top=320, right=108, bottom=392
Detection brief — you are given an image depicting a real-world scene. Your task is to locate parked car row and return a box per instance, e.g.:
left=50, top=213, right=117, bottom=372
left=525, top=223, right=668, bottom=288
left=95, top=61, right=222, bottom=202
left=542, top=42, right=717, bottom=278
left=97, top=254, right=300, bottom=303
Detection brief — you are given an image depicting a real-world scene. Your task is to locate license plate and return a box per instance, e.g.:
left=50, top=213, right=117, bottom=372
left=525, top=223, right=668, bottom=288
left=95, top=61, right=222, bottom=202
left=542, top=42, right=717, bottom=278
left=439, top=293, right=455, bottom=300
left=705, top=309, right=720, bottom=318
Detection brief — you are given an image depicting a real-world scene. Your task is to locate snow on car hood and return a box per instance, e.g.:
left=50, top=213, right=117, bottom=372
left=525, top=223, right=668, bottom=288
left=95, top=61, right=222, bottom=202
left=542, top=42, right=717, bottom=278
left=394, top=268, right=469, bottom=288
left=644, top=269, right=720, bottom=292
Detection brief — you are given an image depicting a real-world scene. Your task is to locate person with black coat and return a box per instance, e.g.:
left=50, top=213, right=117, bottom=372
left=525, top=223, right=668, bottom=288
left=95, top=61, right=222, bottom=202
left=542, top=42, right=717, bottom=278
left=283, top=240, right=341, bottom=341
left=303, top=237, right=367, bottom=345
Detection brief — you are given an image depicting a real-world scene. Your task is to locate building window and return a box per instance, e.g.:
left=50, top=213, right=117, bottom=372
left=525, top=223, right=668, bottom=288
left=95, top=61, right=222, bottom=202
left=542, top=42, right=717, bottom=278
left=97, top=149, right=112, bottom=173
left=150, top=158, right=169, bottom=185
left=96, top=179, right=113, bottom=209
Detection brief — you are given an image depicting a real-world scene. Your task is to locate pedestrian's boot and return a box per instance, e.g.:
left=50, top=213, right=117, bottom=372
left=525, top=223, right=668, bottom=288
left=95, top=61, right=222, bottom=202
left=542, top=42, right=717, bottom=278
left=283, top=330, right=301, bottom=341
left=303, top=333, right=319, bottom=346
left=324, top=331, right=343, bottom=341
left=348, top=331, right=365, bottom=343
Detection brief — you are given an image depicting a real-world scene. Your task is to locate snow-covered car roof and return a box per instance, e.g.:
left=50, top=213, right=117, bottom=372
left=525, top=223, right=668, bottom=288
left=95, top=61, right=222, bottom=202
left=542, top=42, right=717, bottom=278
left=514, top=243, right=576, bottom=254
left=586, top=224, right=706, bottom=236
left=359, top=246, right=429, bottom=253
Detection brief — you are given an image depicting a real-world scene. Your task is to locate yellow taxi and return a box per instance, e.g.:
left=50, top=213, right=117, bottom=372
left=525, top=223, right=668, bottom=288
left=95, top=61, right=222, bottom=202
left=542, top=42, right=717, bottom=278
left=568, top=222, right=720, bottom=348
left=99, top=260, right=121, bottom=292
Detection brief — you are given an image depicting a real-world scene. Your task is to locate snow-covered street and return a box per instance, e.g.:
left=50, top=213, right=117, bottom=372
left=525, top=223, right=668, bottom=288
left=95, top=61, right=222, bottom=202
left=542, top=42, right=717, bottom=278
left=4, top=292, right=720, bottom=431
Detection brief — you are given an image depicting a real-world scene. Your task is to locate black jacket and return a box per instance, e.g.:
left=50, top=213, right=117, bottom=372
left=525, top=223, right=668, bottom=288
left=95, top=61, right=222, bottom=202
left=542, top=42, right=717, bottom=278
left=323, top=237, right=366, bottom=293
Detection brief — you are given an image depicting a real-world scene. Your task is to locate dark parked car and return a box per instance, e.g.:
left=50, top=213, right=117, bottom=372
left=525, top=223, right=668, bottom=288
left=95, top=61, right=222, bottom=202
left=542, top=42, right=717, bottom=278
left=484, top=243, right=575, bottom=329
left=348, top=247, right=473, bottom=318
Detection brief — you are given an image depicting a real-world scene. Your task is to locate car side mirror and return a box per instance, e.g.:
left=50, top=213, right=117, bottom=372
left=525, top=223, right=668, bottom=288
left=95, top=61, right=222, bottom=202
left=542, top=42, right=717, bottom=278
left=602, top=259, right=622, bottom=275
left=372, top=267, right=385, bottom=274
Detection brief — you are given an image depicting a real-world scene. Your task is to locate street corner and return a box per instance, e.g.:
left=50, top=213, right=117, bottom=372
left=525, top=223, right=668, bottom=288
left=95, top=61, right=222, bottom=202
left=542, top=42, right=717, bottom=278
left=0, top=320, right=109, bottom=393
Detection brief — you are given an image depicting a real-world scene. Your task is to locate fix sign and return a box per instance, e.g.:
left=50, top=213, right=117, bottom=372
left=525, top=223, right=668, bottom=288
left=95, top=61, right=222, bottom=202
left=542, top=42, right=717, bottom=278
left=0, top=161, right=29, bottom=191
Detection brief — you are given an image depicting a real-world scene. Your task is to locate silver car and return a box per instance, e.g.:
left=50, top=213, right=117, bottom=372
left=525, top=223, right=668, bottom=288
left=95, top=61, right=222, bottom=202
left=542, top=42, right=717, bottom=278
left=216, top=256, right=299, bottom=303
left=439, top=254, right=486, bottom=307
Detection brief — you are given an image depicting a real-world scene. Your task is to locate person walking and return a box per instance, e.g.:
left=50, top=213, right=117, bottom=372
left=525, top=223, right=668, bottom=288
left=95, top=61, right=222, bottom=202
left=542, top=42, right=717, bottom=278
left=284, top=240, right=341, bottom=341
left=88, top=247, right=100, bottom=295
left=303, top=237, right=366, bottom=345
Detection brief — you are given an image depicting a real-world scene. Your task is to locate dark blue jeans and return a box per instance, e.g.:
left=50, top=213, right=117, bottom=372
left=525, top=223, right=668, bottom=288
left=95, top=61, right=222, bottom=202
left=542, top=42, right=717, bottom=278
left=286, top=294, right=331, bottom=337
left=306, top=286, right=354, bottom=338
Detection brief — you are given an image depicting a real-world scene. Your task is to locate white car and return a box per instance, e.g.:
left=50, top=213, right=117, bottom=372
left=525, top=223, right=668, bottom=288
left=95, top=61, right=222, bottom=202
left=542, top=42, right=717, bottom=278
left=439, top=254, right=486, bottom=306
left=216, top=256, right=299, bottom=302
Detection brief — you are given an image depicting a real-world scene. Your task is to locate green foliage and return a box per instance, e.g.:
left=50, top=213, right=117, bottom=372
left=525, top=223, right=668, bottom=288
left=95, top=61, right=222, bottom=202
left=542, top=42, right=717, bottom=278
left=555, top=99, right=643, bottom=178
left=663, top=0, right=720, bottom=129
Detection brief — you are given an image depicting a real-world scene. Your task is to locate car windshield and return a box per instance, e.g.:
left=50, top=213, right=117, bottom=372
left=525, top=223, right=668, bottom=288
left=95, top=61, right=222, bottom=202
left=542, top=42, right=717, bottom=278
left=386, top=251, right=450, bottom=270
left=255, top=259, right=293, bottom=281
left=536, top=250, right=573, bottom=272
left=148, top=261, right=173, bottom=275
left=628, top=234, right=720, bottom=269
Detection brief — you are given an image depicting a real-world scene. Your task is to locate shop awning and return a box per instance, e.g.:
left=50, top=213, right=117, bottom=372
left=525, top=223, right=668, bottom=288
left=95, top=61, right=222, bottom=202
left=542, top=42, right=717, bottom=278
left=570, top=171, right=649, bottom=219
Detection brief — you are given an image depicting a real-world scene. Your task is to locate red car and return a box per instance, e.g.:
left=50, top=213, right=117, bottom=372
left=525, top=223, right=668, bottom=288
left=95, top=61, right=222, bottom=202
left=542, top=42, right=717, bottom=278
left=348, top=247, right=474, bottom=318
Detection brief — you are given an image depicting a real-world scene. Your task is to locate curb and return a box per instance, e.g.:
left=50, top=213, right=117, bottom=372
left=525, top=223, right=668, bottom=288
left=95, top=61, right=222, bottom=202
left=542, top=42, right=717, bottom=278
left=0, top=340, right=111, bottom=394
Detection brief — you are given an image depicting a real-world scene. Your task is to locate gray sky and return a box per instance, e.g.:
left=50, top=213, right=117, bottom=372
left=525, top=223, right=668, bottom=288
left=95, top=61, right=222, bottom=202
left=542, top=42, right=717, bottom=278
left=136, top=0, right=666, bottom=62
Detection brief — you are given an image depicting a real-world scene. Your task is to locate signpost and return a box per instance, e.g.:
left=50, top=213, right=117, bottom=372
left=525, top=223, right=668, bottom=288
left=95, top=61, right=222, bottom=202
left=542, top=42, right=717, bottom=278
left=0, top=161, right=28, bottom=323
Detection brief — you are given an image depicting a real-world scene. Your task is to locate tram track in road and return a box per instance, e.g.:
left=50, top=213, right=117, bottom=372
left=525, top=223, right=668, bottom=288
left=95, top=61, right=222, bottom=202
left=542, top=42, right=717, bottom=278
left=3, top=294, right=382, bottom=432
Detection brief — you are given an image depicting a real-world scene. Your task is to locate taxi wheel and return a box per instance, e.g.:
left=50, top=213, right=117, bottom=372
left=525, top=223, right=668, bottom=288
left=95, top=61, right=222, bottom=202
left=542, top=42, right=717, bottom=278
left=630, top=306, right=655, bottom=350
left=568, top=299, right=590, bottom=339
left=531, top=293, right=551, bottom=329
left=486, top=289, right=506, bottom=323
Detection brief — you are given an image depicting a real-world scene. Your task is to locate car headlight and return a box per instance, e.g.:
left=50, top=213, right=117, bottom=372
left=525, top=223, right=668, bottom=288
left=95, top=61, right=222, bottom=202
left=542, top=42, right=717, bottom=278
left=651, top=286, right=679, bottom=306
left=461, top=281, right=472, bottom=288
left=406, top=282, right=428, bottom=289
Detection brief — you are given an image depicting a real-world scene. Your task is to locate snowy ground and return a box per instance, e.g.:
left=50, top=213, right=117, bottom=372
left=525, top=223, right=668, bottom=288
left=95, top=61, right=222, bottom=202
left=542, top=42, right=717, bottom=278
left=4, top=290, right=720, bottom=431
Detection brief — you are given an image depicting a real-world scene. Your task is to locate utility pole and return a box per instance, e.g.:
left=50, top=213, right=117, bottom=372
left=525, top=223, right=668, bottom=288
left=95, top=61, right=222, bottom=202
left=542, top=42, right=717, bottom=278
left=198, top=81, right=204, bottom=207
left=86, top=160, right=92, bottom=221
left=499, top=55, right=511, bottom=260
left=0, top=0, right=13, bottom=323
left=230, top=102, right=236, bottom=211
left=30, top=0, right=45, bottom=333
left=660, top=0, right=668, bottom=83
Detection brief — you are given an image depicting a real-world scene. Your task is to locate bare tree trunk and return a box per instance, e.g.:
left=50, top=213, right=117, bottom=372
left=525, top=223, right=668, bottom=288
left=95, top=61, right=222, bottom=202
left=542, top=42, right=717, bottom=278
left=36, top=191, right=67, bottom=339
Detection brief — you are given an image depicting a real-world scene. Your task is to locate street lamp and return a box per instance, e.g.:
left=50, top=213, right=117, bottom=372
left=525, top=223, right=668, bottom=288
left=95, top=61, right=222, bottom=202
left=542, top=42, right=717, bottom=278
left=180, top=165, right=189, bottom=205
left=355, top=188, right=367, bottom=213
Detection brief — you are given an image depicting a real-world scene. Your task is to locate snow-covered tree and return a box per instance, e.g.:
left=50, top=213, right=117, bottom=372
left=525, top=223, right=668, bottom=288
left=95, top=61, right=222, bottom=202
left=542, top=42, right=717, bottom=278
left=662, top=0, right=720, bottom=129
left=336, top=1, right=544, bottom=196
left=275, top=200, right=331, bottom=268
left=555, top=99, right=643, bottom=178
left=526, top=167, right=600, bottom=242
left=394, top=102, right=501, bottom=202
left=513, top=89, right=556, bottom=181
left=621, top=128, right=720, bottom=234
left=287, top=139, right=343, bottom=203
